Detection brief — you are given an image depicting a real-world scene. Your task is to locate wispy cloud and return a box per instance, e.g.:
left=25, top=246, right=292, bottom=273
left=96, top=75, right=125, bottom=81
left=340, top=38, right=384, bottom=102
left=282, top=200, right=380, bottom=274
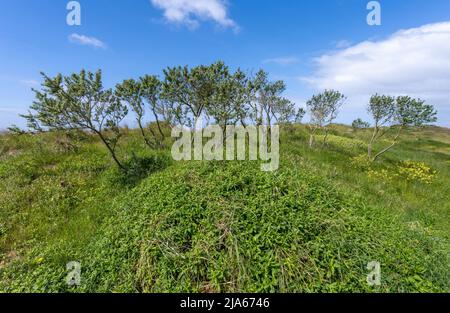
left=302, top=21, right=450, bottom=124
left=0, top=107, right=26, bottom=114
left=68, top=33, right=107, bottom=49
left=19, top=79, right=39, bottom=87
left=150, top=0, right=238, bottom=31
left=263, top=57, right=299, bottom=66
left=333, top=40, right=352, bottom=49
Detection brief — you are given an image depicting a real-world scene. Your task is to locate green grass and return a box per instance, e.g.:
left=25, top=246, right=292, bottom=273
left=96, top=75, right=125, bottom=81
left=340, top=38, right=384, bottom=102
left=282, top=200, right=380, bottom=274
left=0, top=125, right=449, bottom=292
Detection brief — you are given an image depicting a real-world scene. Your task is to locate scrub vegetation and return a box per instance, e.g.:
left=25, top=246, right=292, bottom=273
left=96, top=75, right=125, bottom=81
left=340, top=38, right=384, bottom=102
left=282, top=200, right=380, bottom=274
left=0, top=62, right=448, bottom=292
left=0, top=124, right=448, bottom=292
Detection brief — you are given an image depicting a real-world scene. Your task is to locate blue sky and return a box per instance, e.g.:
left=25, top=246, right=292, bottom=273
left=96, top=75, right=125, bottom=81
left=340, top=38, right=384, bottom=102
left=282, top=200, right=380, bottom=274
left=1, top=0, right=450, bottom=129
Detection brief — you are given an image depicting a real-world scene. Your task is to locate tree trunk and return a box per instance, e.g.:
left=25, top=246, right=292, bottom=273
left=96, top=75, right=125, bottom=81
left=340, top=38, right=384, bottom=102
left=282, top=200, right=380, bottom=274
left=372, top=142, right=396, bottom=162
left=368, top=127, right=378, bottom=159
left=137, top=118, right=155, bottom=149
left=152, top=108, right=166, bottom=148
left=309, top=134, right=314, bottom=148
left=322, top=128, right=329, bottom=145
left=371, top=126, right=402, bottom=162
left=95, top=130, right=126, bottom=171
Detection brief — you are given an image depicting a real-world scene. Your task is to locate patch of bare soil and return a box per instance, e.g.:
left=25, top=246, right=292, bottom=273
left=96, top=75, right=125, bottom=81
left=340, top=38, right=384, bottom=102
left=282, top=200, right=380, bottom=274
left=0, top=251, right=21, bottom=269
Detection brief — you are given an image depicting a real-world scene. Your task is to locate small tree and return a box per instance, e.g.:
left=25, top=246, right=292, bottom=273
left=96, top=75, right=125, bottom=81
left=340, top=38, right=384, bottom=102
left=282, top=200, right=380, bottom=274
left=205, top=64, right=240, bottom=129
left=247, top=70, right=266, bottom=126
left=140, top=75, right=169, bottom=145
left=271, top=98, right=296, bottom=124
left=295, top=108, right=306, bottom=124
left=7, top=125, right=26, bottom=135
left=116, top=75, right=166, bottom=149
left=22, top=70, right=128, bottom=170
left=162, top=62, right=223, bottom=130
left=367, top=94, right=437, bottom=161
left=367, top=94, right=396, bottom=159
left=249, top=70, right=295, bottom=126
left=232, top=69, right=254, bottom=128
left=115, top=78, right=151, bottom=148
left=306, top=90, right=346, bottom=147
left=352, top=118, right=370, bottom=131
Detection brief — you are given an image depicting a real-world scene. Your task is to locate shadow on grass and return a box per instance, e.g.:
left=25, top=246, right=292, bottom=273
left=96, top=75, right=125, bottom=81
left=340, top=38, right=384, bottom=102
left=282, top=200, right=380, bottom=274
left=110, top=152, right=172, bottom=187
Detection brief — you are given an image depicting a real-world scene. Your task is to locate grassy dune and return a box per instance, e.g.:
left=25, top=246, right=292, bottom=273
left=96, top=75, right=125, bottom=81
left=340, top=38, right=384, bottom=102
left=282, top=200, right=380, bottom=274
left=0, top=125, right=449, bottom=292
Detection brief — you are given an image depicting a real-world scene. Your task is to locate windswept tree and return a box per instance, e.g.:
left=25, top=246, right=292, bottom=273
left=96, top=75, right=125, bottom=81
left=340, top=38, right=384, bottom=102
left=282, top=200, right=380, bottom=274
left=232, top=69, right=254, bottom=127
left=271, top=98, right=296, bottom=124
left=162, top=62, right=225, bottom=130
left=250, top=70, right=295, bottom=126
left=306, top=90, right=346, bottom=147
left=116, top=75, right=166, bottom=148
left=7, top=125, right=27, bottom=135
left=367, top=94, right=396, bottom=159
left=115, top=79, right=150, bottom=147
left=207, top=67, right=249, bottom=130
left=368, top=94, right=437, bottom=161
left=21, top=70, right=128, bottom=170
left=295, top=108, right=306, bottom=124
left=352, top=118, right=370, bottom=131
left=140, top=75, right=170, bottom=143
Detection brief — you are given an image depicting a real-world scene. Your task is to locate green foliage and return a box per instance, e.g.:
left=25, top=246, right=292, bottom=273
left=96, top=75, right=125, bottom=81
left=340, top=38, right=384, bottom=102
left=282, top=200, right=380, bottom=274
left=352, top=118, right=370, bottom=130
left=251, top=70, right=295, bottom=125
left=316, top=134, right=366, bottom=152
left=306, top=90, right=346, bottom=146
left=367, top=94, right=438, bottom=162
left=2, top=64, right=446, bottom=293
left=111, top=152, right=172, bottom=186
left=0, top=125, right=449, bottom=293
left=162, top=62, right=222, bottom=128
left=368, top=94, right=396, bottom=128
left=160, top=62, right=295, bottom=129
left=350, top=154, right=372, bottom=169
left=17, top=63, right=300, bottom=169
left=295, top=108, right=306, bottom=124
left=6, top=125, right=26, bottom=135
left=116, top=76, right=167, bottom=148
left=206, top=66, right=251, bottom=128
left=22, top=70, right=128, bottom=169
left=307, top=90, right=346, bottom=127
left=396, top=96, right=437, bottom=127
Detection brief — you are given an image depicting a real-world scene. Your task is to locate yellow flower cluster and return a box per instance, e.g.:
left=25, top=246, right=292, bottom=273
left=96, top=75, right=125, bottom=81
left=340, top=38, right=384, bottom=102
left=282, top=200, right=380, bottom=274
left=398, top=161, right=437, bottom=184
left=318, top=135, right=366, bottom=151
left=367, top=161, right=436, bottom=184
left=351, top=154, right=371, bottom=168
left=367, top=169, right=393, bottom=182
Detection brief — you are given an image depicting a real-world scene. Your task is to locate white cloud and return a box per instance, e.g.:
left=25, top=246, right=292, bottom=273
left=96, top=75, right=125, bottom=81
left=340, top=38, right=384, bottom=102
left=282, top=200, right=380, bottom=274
left=150, top=0, right=237, bottom=31
left=263, top=57, right=299, bottom=66
left=68, top=33, right=107, bottom=49
left=303, top=22, right=450, bottom=125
